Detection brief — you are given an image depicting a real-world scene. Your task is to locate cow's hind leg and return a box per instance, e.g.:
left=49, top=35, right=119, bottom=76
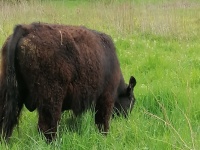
left=38, top=104, right=62, bottom=142
left=95, top=93, right=114, bottom=134
left=37, top=90, right=64, bottom=142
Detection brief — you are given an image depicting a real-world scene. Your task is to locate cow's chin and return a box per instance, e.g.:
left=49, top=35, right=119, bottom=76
left=113, top=102, right=130, bottom=118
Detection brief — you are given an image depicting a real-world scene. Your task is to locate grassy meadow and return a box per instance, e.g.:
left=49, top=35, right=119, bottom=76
left=0, top=0, right=200, bottom=149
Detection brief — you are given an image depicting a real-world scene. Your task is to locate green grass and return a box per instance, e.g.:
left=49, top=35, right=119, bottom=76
left=0, top=0, right=200, bottom=149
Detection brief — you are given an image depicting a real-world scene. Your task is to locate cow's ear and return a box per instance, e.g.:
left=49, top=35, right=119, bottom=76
left=127, top=76, right=136, bottom=94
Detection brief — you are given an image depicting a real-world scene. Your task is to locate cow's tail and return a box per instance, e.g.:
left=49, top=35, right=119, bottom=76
left=2, top=25, right=27, bottom=140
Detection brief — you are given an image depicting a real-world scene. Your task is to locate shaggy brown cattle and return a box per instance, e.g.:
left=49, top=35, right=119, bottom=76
left=0, top=22, right=136, bottom=141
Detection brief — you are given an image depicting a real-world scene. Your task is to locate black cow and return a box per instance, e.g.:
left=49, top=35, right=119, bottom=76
left=0, top=22, right=136, bottom=141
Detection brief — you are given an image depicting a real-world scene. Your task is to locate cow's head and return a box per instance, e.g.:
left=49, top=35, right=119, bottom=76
left=114, top=76, right=136, bottom=118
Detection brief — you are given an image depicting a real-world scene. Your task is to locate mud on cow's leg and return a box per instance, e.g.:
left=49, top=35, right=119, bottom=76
left=37, top=99, right=62, bottom=142
left=95, top=93, right=114, bottom=134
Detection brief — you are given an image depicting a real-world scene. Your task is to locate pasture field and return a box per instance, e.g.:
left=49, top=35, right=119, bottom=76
left=0, top=0, right=200, bottom=149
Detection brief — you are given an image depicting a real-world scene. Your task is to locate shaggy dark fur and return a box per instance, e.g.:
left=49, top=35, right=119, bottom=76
left=0, top=22, right=136, bottom=141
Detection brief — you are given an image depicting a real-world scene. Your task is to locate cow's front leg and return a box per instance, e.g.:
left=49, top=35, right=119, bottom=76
left=95, top=93, right=114, bottom=134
